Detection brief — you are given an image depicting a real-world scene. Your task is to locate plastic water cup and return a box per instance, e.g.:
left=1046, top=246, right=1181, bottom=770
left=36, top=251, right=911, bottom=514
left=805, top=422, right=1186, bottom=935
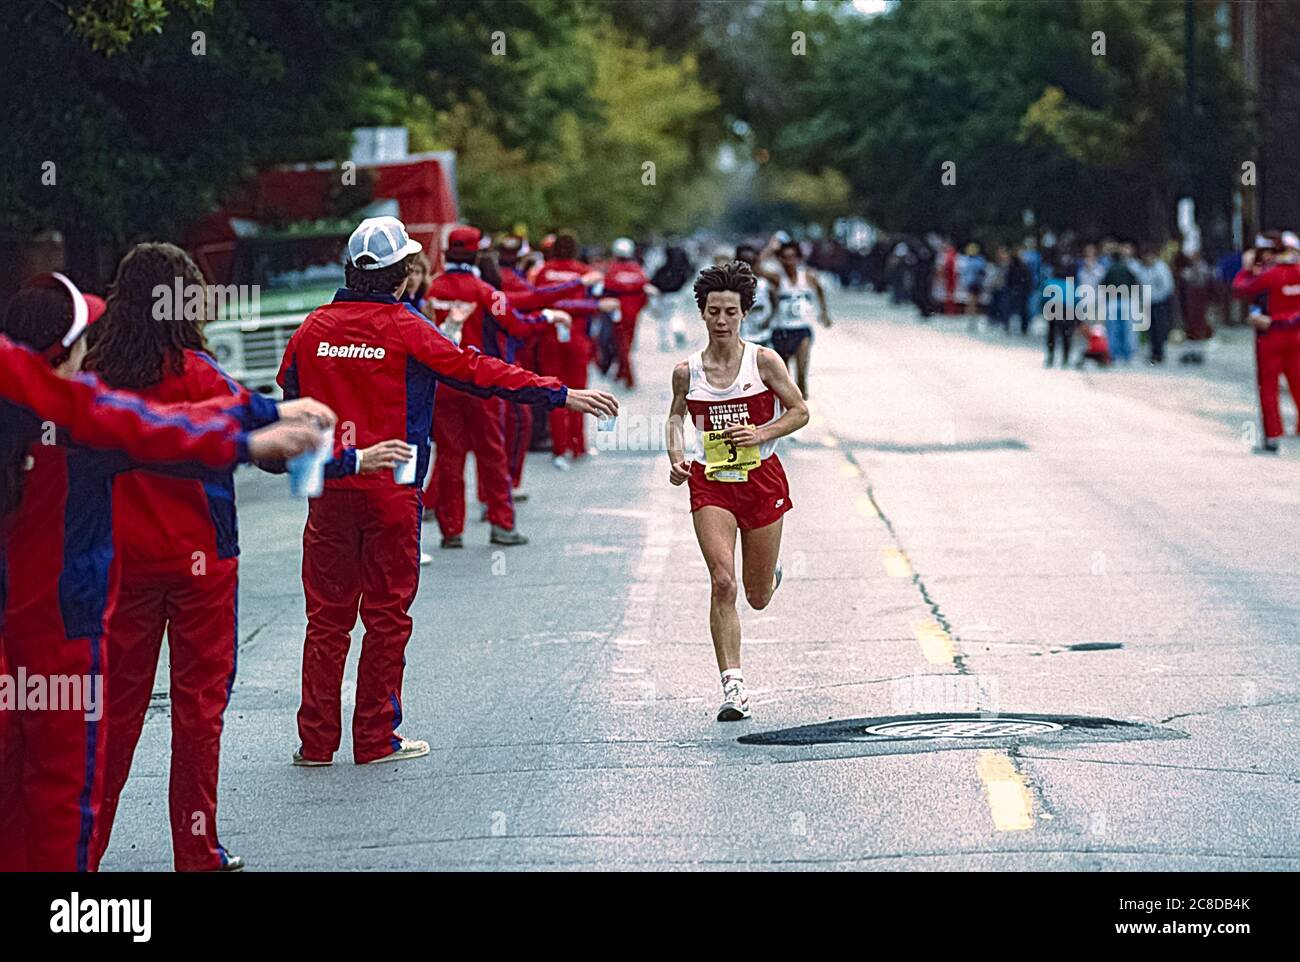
left=393, top=444, right=418, bottom=485
left=597, top=414, right=617, bottom=433
left=556, top=322, right=571, bottom=343
left=288, top=425, right=334, bottom=499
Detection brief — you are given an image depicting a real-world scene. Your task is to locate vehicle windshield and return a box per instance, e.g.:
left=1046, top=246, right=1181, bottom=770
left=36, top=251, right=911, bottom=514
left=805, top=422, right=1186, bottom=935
left=236, top=233, right=348, bottom=291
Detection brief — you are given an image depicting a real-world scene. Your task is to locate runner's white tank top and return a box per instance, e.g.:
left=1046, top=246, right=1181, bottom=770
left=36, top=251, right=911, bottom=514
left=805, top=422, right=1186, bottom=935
left=685, top=341, right=781, bottom=464
left=775, top=268, right=816, bottom=329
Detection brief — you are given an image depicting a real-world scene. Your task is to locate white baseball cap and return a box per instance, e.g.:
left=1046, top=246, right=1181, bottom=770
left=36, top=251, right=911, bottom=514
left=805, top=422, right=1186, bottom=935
left=348, top=216, right=423, bottom=270
left=611, top=237, right=635, bottom=259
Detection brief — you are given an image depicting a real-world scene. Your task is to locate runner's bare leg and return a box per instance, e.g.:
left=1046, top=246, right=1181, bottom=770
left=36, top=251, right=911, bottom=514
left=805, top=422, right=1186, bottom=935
left=693, top=506, right=741, bottom=671
left=793, top=336, right=812, bottom=398
left=740, top=516, right=783, bottom=610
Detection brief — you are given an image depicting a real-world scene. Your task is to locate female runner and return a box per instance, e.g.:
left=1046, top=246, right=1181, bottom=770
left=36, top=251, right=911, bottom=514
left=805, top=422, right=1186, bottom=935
left=666, top=261, right=809, bottom=721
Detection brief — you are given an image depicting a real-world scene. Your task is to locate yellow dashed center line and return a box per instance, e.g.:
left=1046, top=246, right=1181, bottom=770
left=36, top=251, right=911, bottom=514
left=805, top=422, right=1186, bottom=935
left=976, top=751, right=1035, bottom=832
left=828, top=414, right=1038, bottom=837
left=883, top=548, right=913, bottom=578
left=912, top=619, right=955, bottom=665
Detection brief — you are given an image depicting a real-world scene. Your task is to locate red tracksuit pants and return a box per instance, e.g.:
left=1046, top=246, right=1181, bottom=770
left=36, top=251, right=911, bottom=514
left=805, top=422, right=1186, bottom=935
left=432, top=390, right=515, bottom=536
left=298, top=486, right=421, bottom=764
left=507, top=401, right=532, bottom=488
left=477, top=402, right=533, bottom=505
left=543, top=338, right=589, bottom=458
left=0, top=629, right=108, bottom=871
left=90, top=558, right=238, bottom=872
left=614, top=309, right=641, bottom=388
left=1256, top=327, right=1300, bottom=440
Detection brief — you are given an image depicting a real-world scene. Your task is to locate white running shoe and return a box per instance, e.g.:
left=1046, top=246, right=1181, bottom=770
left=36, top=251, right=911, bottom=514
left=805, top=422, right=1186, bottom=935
left=419, top=552, right=433, bottom=566
left=552, top=455, right=570, bottom=472
left=717, top=678, right=752, bottom=722
left=365, top=738, right=430, bottom=764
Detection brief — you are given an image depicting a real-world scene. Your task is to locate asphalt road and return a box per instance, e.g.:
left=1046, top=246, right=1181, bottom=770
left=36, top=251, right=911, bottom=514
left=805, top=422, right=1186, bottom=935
left=102, top=289, right=1300, bottom=871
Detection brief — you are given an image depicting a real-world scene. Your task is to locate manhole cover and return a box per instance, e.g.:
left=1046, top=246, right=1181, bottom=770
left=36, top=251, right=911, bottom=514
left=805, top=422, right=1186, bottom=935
left=738, top=712, right=1185, bottom=756
left=861, top=718, right=1064, bottom=739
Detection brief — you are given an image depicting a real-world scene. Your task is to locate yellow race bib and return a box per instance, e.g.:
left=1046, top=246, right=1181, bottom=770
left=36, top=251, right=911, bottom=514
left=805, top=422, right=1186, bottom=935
left=703, top=429, right=761, bottom=482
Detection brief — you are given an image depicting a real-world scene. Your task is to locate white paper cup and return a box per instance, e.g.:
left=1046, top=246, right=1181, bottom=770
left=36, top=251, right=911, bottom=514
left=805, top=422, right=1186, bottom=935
left=393, top=444, right=418, bottom=485
left=289, top=425, right=334, bottom=499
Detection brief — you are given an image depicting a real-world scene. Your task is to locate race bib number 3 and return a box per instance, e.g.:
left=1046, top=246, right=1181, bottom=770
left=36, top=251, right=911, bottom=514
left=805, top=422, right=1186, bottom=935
left=703, top=429, right=761, bottom=483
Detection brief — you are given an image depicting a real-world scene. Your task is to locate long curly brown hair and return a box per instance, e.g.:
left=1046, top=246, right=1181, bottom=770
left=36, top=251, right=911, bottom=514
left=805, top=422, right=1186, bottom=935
left=85, top=242, right=209, bottom=390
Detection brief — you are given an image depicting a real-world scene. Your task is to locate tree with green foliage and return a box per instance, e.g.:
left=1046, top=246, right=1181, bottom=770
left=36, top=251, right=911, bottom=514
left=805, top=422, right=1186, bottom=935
left=786, top=0, right=1251, bottom=245
left=1, top=0, right=591, bottom=279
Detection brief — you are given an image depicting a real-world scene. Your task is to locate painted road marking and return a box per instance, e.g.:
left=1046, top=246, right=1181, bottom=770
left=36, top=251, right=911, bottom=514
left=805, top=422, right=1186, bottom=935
left=883, top=547, right=913, bottom=578
left=913, top=619, right=955, bottom=665
left=977, top=750, right=1035, bottom=832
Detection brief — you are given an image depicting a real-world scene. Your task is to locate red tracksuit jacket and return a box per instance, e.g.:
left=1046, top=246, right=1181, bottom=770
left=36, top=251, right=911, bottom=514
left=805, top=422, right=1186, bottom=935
left=276, top=288, right=569, bottom=489
left=603, top=258, right=650, bottom=320
left=1233, top=263, right=1300, bottom=327
left=0, top=336, right=264, bottom=636
left=3, top=384, right=278, bottom=647
left=498, top=266, right=604, bottom=363
left=424, top=264, right=585, bottom=358
left=110, top=350, right=269, bottom=570
left=533, top=259, right=598, bottom=351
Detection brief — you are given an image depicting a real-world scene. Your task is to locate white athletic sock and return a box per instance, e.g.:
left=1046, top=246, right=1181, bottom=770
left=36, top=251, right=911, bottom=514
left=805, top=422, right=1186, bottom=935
left=721, top=669, right=744, bottom=687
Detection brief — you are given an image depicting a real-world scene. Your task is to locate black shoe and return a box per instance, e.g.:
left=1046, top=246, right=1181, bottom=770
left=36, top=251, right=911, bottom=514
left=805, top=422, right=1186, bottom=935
left=1258, top=439, right=1280, bottom=455
left=513, top=492, right=529, bottom=503
left=441, top=535, right=464, bottom=548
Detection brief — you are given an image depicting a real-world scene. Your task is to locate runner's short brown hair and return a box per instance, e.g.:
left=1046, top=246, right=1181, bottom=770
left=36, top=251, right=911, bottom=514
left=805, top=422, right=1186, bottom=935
left=693, top=260, right=757, bottom=314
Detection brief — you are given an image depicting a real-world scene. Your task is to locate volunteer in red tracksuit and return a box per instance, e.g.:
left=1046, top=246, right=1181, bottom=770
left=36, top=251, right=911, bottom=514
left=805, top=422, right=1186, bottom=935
left=495, top=238, right=616, bottom=489
left=426, top=228, right=587, bottom=545
left=79, top=242, right=379, bottom=873
left=277, top=216, right=616, bottom=766
left=603, top=238, right=655, bottom=389
left=1233, top=242, right=1300, bottom=449
left=0, top=328, right=283, bottom=735
left=0, top=275, right=318, bottom=872
left=534, top=232, right=602, bottom=464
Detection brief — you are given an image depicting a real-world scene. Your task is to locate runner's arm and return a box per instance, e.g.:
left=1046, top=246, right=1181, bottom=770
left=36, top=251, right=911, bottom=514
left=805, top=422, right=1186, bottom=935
left=808, top=272, right=833, bottom=326
left=666, top=361, right=692, bottom=486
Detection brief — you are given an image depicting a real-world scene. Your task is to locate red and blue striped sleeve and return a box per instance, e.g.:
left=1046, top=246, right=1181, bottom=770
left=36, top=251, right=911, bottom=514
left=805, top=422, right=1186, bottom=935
left=501, top=278, right=584, bottom=312
left=393, top=304, right=569, bottom=408
left=0, top=335, right=250, bottom=468
left=188, top=350, right=280, bottom=429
